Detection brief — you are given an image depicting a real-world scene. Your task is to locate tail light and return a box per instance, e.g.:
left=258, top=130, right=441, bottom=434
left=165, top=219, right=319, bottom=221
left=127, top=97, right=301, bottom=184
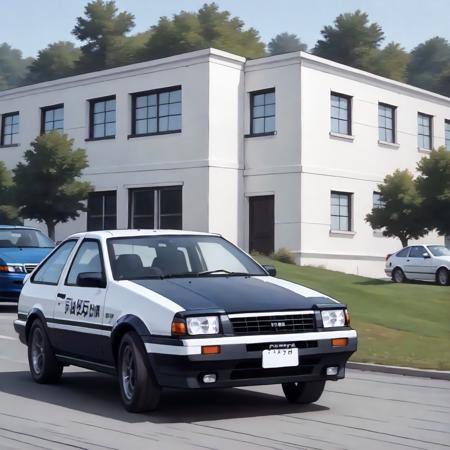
left=385, top=253, right=392, bottom=261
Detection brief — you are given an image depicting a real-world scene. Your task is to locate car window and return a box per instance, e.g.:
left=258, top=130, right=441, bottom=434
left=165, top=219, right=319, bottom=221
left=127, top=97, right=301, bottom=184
left=197, top=241, right=247, bottom=273
left=409, top=246, right=426, bottom=258
left=428, top=245, right=450, bottom=257
left=32, top=240, right=77, bottom=285
left=396, top=247, right=410, bottom=257
left=66, top=240, right=103, bottom=286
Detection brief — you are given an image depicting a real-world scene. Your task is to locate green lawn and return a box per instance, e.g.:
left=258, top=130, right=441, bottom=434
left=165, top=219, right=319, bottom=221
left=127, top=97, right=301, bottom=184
left=256, top=256, right=450, bottom=370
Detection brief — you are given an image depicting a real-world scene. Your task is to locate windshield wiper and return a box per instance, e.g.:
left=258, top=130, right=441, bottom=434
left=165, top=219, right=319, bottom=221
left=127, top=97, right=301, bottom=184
left=197, top=269, right=249, bottom=277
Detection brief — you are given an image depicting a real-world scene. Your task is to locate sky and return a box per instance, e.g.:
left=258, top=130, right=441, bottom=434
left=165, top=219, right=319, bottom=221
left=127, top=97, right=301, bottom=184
left=1, top=0, right=449, bottom=58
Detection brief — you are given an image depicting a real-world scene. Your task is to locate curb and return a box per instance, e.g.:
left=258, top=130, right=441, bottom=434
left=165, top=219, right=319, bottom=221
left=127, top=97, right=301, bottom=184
left=348, top=362, right=450, bottom=381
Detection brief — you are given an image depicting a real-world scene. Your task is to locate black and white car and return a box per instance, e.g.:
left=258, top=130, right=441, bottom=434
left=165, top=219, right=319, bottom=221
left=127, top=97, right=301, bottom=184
left=14, top=230, right=357, bottom=412
left=385, top=244, right=450, bottom=286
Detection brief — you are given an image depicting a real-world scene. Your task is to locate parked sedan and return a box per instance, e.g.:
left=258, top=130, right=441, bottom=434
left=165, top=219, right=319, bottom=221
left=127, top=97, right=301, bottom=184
left=385, top=244, right=450, bottom=286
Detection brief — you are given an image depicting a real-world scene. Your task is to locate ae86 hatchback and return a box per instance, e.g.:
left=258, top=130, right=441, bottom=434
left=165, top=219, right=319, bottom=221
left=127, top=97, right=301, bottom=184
left=14, top=230, right=357, bottom=412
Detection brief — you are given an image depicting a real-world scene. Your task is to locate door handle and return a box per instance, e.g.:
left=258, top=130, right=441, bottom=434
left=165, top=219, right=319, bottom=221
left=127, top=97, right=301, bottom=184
left=406, top=259, right=410, bottom=262
left=57, top=293, right=66, bottom=299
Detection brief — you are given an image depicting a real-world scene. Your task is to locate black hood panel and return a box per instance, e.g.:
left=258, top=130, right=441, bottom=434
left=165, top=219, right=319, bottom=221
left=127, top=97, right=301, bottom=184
left=133, top=276, right=338, bottom=313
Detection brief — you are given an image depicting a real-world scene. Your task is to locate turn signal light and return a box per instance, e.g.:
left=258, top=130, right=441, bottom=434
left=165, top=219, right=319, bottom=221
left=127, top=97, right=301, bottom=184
left=0, top=266, right=9, bottom=272
left=171, top=320, right=187, bottom=335
left=332, top=338, right=348, bottom=347
left=202, top=345, right=221, bottom=355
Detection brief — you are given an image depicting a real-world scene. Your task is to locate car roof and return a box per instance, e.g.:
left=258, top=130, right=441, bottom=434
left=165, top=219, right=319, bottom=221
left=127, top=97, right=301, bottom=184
left=0, top=225, right=40, bottom=230
left=67, top=229, right=221, bottom=240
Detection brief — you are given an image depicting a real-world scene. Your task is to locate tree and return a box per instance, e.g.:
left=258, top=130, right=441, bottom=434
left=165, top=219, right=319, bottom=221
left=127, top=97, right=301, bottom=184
left=371, top=42, right=410, bottom=82
left=0, top=43, right=32, bottom=90
left=313, top=10, right=384, bottom=71
left=12, top=133, right=92, bottom=240
left=415, top=147, right=450, bottom=237
left=142, top=3, right=266, bottom=61
left=366, top=170, right=426, bottom=247
left=72, top=0, right=135, bottom=72
left=268, top=33, right=307, bottom=55
left=0, top=162, right=20, bottom=224
left=408, top=37, right=450, bottom=95
left=25, top=41, right=81, bottom=84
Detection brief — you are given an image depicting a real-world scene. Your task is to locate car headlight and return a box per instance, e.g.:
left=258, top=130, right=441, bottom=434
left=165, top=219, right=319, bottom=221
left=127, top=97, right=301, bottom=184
left=186, top=316, right=220, bottom=335
left=0, top=264, right=26, bottom=273
left=321, top=309, right=346, bottom=328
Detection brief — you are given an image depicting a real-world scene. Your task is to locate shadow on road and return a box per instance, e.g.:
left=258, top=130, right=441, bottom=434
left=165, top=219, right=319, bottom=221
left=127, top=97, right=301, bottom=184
left=0, top=370, right=328, bottom=423
left=0, top=303, right=17, bottom=314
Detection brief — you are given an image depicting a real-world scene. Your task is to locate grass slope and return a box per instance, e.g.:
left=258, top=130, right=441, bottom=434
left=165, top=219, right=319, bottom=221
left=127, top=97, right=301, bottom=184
left=256, top=256, right=450, bottom=370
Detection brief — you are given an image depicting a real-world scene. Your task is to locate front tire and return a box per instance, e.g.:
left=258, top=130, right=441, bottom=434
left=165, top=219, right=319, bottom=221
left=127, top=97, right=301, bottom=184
left=282, top=380, right=326, bottom=404
left=118, top=331, right=161, bottom=412
left=436, top=268, right=449, bottom=286
left=392, top=267, right=406, bottom=283
left=28, top=320, right=63, bottom=384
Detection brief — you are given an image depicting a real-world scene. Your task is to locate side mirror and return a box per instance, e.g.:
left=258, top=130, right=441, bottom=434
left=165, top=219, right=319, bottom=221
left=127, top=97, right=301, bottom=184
left=76, top=272, right=106, bottom=288
left=422, top=252, right=431, bottom=259
left=262, top=265, right=277, bottom=277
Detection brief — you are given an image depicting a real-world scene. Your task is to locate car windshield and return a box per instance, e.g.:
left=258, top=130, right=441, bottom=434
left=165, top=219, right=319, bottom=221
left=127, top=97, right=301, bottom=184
left=427, top=245, right=450, bottom=257
left=107, top=235, right=266, bottom=280
left=0, top=229, right=54, bottom=248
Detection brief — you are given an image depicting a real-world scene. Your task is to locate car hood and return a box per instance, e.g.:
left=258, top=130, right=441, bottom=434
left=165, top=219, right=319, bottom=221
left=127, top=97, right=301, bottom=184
left=132, top=276, right=341, bottom=313
left=0, top=247, right=52, bottom=264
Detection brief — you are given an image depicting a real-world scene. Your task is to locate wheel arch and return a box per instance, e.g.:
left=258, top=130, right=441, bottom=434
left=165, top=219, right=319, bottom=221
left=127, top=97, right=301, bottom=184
left=25, top=308, right=48, bottom=343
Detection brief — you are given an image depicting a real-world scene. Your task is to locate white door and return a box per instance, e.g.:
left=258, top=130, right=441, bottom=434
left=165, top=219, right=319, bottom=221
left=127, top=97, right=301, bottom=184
left=404, top=245, right=434, bottom=281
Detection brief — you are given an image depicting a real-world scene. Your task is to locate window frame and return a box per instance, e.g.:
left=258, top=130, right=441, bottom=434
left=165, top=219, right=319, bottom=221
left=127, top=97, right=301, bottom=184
left=330, top=92, right=352, bottom=136
left=248, top=88, right=276, bottom=137
left=87, top=95, right=116, bottom=141
left=0, top=112, right=20, bottom=147
left=330, top=191, right=353, bottom=232
left=417, top=112, right=433, bottom=150
left=445, top=119, right=450, bottom=150
left=30, top=239, right=78, bottom=285
left=40, top=103, right=64, bottom=135
left=87, top=191, right=117, bottom=231
left=378, top=102, right=396, bottom=143
left=64, top=238, right=106, bottom=287
left=129, top=85, right=182, bottom=138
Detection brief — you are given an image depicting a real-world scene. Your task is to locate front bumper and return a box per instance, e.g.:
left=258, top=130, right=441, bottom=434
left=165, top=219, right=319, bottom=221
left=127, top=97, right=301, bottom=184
left=146, top=329, right=357, bottom=389
left=0, top=273, right=25, bottom=301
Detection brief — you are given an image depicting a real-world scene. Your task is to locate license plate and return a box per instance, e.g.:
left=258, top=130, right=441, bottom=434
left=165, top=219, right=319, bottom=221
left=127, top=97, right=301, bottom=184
left=262, top=348, right=299, bottom=369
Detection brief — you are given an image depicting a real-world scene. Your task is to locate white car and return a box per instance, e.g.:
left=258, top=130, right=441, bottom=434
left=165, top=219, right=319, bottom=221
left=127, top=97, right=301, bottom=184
left=385, top=244, right=450, bottom=286
left=14, top=230, right=357, bottom=412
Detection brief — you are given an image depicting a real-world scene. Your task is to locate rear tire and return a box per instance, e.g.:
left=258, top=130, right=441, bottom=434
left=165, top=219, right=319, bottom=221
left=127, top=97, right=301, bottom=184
left=282, top=380, right=326, bottom=404
left=28, top=320, right=63, bottom=384
left=118, top=331, right=161, bottom=412
left=392, top=267, right=406, bottom=283
left=436, top=268, right=449, bottom=286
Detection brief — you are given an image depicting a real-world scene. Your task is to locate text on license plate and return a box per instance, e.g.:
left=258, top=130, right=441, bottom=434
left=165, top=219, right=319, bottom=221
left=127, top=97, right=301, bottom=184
left=262, top=348, right=299, bottom=369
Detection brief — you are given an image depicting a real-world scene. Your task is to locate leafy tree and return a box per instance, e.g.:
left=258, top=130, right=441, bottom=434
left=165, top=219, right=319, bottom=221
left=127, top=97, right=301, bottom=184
left=0, top=43, right=32, bottom=90
left=437, top=66, right=450, bottom=96
left=371, top=42, right=410, bottom=82
left=415, top=147, right=450, bottom=237
left=13, top=133, right=92, bottom=240
left=142, top=3, right=266, bottom=60
left=366, top=170, right=426, bottom=247
left=0, top=162, right=20, bottom=224
left=25, top=41, right=81, bottom=84
left=268, top=33, right=307, bottom=55
left=313, top=10, right=384, bottom=71
left=408, top=37, right=450, bottom=94
left=73, top=0, right=135, bottom=72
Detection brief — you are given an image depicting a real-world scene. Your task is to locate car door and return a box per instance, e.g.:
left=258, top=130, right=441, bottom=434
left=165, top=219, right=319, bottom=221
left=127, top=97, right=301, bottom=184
left=404, top=246, right=433, bottom=281
left=52, top=238, right=109, bottom=363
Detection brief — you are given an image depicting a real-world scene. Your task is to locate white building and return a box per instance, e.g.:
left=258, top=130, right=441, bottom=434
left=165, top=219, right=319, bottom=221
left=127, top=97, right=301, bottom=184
left=1, top=48, right=449, bottom=277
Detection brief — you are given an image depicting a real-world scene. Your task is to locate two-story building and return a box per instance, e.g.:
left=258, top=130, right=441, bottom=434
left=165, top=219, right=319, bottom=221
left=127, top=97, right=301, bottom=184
left=1, top=48, right=449, bottom=277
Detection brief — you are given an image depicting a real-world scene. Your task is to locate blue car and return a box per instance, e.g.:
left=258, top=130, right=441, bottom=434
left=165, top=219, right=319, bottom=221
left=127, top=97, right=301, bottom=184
left=0, top=226, right=54, bottom=301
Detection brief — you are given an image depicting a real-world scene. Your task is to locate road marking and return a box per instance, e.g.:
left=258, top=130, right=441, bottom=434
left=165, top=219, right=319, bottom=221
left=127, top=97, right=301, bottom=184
left=0, top=335, right=16, bottom=341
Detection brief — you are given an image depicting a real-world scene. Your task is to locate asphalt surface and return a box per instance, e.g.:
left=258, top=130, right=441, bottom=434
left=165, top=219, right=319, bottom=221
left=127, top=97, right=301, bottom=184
left=0, top=303, right=449, bottom=450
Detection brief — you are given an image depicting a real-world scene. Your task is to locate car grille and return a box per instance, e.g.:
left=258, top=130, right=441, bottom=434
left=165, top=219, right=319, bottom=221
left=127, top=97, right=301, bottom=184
left=229, top=312, right=316, bottom=335
left=24, top=264, right=37, bottom=274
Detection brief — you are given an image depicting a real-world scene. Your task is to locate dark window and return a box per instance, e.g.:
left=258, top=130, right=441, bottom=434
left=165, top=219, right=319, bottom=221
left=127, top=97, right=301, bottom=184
left=331, top=93, right=351, bottom=135
left=89, top=96, right=116, bottom=139
left=41, top=104, right=64, bottom=134
left=409, top=245, right=426, bottom=258
left=32, top=240, right=77, bottom=285
left=418, top=113, right=432, bottom=149
left=445, top=120, right=450, bottom=150
left=378, top=103, right=396, bottom=143
left=250, top=89, right=275, bottom=135
left=1, top=112, right=19, bottom=146
left=131, top=86, right=181, bottom=137
left=129, top=186, right=182, bottom=229
left=373, top=192, right=385, bottom=209
left=330, top=191, right=352, bottom=231
left=396, top=247, right=410, bottom=258
left=66, top=240, right=104, bottom=286
left=87, top=191, right=117, bottom=231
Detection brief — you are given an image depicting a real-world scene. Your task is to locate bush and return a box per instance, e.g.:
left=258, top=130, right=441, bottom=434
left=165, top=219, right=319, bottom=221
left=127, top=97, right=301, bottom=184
left=271, top=248, right=296, bottom=264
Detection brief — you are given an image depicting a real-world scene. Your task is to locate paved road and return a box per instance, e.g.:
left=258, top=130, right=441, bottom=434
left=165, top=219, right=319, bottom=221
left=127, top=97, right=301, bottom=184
left=0, top=304, right=449, bottom=450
